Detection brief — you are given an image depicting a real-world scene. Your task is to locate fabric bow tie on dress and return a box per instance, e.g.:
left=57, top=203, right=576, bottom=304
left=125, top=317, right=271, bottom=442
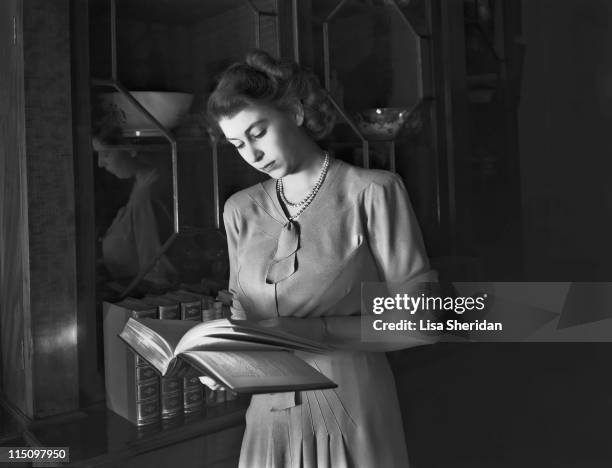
left=265, top=220, right=300, bottom=284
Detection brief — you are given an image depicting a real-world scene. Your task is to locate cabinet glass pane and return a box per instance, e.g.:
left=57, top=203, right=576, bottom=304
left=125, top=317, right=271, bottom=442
left=89, top=0, right=278, bottom=299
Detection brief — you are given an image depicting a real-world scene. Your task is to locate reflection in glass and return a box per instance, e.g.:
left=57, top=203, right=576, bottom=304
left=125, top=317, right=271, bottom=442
left=93, top=138, right=177, bottom=291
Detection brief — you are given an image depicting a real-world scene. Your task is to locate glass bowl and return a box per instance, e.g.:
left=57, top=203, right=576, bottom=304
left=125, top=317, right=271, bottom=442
left=354, top=107, right=410, bottom=141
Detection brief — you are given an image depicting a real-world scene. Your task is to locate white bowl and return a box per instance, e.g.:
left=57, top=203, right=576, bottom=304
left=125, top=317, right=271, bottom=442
left=101, top=91, right=194, bottom=137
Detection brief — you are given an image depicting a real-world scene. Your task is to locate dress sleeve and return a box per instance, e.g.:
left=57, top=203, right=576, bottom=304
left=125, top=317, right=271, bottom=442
left=316, top=173, right=438, bottom=351
left=222, top=199, right=247, bottom=320
left=363, top=173, right=437, bottom=292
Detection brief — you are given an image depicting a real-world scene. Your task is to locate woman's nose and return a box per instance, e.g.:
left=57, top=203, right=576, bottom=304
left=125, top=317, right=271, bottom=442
left=244, top=143, right=264, bottom=164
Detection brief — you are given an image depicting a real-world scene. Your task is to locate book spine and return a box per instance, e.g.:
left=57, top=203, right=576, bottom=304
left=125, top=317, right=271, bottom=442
left=201, top=295, right=215, bottom=322
left=182, top=372, right=204, bottom=414
left=103, top=302, right=161, bottom=427
left=158, top=303, right=180, bottom=320
left=134, top=358, right=161, bottom=426
left=160, top=376, right=183, bottom=419
left=131, top=307, right=161, bottom=426
left=180, top=299, right=202, bottom=321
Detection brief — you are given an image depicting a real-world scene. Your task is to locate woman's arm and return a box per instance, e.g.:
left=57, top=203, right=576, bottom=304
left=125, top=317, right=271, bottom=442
left=223, top=198, right=247, bottom=320
left=259, top=313, right=437, bottom=352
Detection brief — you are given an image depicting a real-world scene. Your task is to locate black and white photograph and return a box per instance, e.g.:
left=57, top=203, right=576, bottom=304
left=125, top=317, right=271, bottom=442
left=1, top=0, right=612, bottom=467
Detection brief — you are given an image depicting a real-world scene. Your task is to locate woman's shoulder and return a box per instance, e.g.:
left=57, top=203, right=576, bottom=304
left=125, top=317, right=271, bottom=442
left=223, top=159, right=404, bottom=212
left=334, top=159, right=404, bottom=196
left=223, top=181, right=270, bottom=213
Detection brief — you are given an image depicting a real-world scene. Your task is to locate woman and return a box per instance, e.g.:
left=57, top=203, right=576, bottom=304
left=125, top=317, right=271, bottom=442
left=93, top=138, right=177, bottom=287
left=207, top=50, right=436, bottom=468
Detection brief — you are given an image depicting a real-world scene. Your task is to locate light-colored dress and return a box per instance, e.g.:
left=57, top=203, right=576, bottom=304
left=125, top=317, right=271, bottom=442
left=223, top=158, right=434, bottom=468
left=102, top=169, right=176, bottom=285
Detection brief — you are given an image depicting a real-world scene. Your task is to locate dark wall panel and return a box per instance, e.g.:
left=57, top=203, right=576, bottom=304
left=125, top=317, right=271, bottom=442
left=23, top=0, right=79, bottom=417
left=0, top=0, right=30, bottom=416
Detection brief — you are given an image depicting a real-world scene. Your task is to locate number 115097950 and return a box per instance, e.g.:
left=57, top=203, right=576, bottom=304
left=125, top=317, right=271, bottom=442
left=0, top=447, right=69, bottom=463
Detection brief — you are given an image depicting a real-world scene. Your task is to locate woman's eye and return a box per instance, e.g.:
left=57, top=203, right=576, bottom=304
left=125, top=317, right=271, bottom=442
left=251, top=128, right=266, bottom=139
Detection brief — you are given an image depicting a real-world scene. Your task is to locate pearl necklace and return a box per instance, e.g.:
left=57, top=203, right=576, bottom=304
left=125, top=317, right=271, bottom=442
left=276, top=152, right=330, bottom=221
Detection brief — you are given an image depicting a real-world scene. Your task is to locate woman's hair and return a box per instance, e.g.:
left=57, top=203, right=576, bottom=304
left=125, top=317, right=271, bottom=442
left=207, top=50, right=336, bottom=141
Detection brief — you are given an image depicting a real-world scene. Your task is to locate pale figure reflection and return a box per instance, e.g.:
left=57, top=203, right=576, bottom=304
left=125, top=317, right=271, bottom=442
left=94, top=138, right=177, bottom=288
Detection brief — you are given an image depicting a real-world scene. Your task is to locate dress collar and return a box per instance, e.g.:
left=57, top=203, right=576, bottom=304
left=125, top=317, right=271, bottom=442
left=258, top=156, right=341, bottom=225
left=256, top=157, right=341, bottom=284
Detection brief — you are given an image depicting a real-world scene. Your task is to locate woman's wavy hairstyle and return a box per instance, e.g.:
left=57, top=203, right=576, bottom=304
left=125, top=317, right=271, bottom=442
left=207, top=50, right=336, bottom=141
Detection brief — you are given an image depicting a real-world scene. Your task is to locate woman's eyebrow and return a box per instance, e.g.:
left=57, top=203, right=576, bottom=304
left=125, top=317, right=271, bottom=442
left=244, top=119, right=268, bottom=134
left=226, top=119, right=268, bottom=142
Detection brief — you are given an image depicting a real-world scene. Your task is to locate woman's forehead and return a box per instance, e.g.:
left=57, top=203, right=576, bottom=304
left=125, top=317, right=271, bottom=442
left=218, top=103, right=281, bottom=138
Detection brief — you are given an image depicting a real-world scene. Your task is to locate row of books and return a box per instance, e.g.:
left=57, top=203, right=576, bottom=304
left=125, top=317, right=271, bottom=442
left=103, top=288, right=233, bottom=426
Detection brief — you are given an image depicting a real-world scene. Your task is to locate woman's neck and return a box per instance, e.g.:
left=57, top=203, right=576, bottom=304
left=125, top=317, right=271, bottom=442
left=132, top=167, right=158, bottom=192
left=280, top=147, right=327, bottom=199
left=135, top=167, right=156, bottom=183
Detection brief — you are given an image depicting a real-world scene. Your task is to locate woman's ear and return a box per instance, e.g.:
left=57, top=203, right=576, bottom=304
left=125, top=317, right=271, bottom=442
left=293, top=101, right=305, bottom=127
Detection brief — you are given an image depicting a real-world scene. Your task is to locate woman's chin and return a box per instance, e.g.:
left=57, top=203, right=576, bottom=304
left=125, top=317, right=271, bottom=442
left=263, top=167, right=283, bottom=179
left=111, top=170, right=135, bottom=179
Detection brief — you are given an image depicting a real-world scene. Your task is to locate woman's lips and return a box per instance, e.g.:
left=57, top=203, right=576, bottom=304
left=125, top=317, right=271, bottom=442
left=261, top=161, right=275, bottom=172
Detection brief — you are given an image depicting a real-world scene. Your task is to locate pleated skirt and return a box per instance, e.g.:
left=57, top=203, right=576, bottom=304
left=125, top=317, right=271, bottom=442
left=238, top=351, right=410, bottom=468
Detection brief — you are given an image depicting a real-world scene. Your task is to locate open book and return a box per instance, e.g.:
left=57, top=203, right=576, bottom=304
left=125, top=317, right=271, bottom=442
left=119, top=318, right=337, bottom=394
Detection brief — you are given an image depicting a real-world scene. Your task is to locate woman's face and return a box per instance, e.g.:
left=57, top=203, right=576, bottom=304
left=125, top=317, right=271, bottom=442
left=93, top=140, right=138, bottom=179
left=218, top=102, right=306, bottom=178
left=97, top=150, right=139, bottom=179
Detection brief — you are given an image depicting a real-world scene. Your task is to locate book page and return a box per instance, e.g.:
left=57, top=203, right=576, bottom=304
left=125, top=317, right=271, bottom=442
left=119, top=318, right=196, bottom=375
left=181, top=350, right=336, bottom=394
left=178, top=336, right=284, bottom=352
left=177, top=319, right=328, bottom=354
left=135, top=318, right=198, bottom=351
left=119, top=320, right=176, bottom=373
left=229, top=319, right=329, bottom=351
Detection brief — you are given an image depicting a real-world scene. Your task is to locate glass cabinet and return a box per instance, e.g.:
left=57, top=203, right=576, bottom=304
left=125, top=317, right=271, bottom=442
left=86, top=0, right=442, bottom=302
left=76, top=0, right=445, bottom=410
